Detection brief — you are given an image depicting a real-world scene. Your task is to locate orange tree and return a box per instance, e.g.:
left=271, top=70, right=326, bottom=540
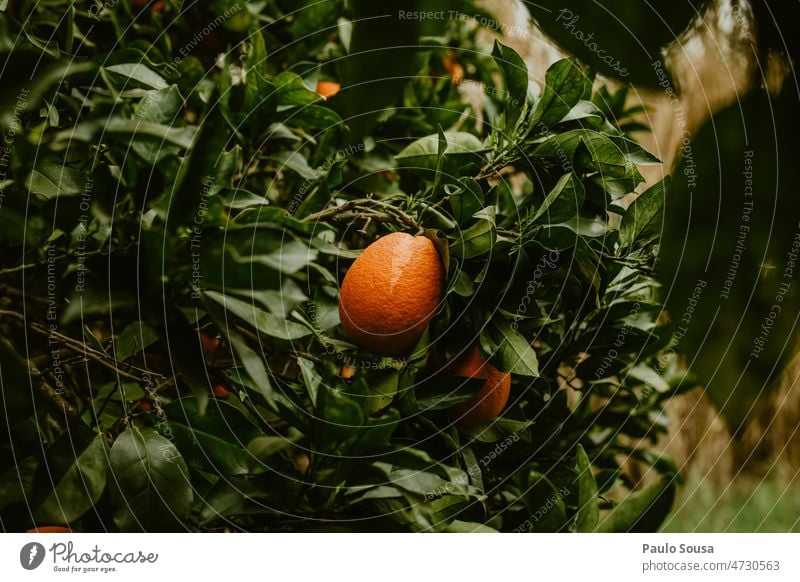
left=0, top=1, right=681, bottom=532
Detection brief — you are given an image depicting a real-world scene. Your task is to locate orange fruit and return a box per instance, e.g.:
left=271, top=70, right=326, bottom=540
left=26, top=526, right=72, bottom=533
left=316, top=80, right=341, bottom=98
left=200, top=333, right=230, bottom=363
left=443, top=55, right=464, bottom=85
left=338, top=232, right=445, bottom=356
left=212, top=383, right=231, bottom=398
left=340, top=363, right=357, bottom=381
left=133, top=400, right=154, bottom=412
left=200, top=333, right=220, bottom=358
left=133, top=0, right=164, bottom=10
left=446, top=346, right=511, bottom=428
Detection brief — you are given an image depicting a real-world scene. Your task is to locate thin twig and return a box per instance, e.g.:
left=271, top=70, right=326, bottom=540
left=0, top=310, right=166, bottom=385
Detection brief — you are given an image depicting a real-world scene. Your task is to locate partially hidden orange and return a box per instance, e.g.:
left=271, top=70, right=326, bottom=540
left=443, top=55, right=464, bottom=85
left=338, top=232, right=445, bottom=356
left=446, top=346, right=511, bottom=428
left=26, top=526, right=72, bottom=533
left=316, top=80, right=341, bottom=98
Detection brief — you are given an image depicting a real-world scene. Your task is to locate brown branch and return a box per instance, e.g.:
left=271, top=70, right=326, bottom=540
left=0, top=310, right=167, bottom=385
left=303, top=198, right=420, bottom=231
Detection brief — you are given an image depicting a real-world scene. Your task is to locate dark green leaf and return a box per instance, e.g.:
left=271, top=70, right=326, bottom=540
left=618, top=176, right=670, bottom=249
left=533, top=59, right=592, bottom=127
left=109, top=427, right=193, bottom=532
left=574, top=445, right=599, bottom=532
left=492, top=319, right=538, bottom=376
left=26, top=162, right=86, bottom=198
left=33, top=426, right=108, bottom=524
left=595, top=475, right=676, bottom=532
left=492, top=40, right=529, bottom=129
left=162, top=398, right=262, bottom=475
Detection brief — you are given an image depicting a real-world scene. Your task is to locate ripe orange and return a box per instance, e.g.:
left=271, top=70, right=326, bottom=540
left=340, top=363, right=357, bottom=381
left=200, top=333, right=230, bottom=363
left=446, top=346, right=511, bottom=428
left=443, top=55, right=464, bottom=85
left=212, top=383, right=231, bottom=398
left=26, top=526, right=72, bottom=533
left=200, top=333, right=220, bottom=359
left=133, top=400, right=154, bottom=412
left=338, top=232, right=445, bottom=356
left=133, top=0, right=164, bottom=11
left=316, top=80, right=341, bottom=98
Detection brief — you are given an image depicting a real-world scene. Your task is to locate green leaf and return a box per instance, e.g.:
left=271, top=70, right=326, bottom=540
left=60, top=118, right=197, bottom=149
left=521, top=471, right=568, bottom=532
left=246, top=433, right=299, bottom=471
left=0, top=337, right=37, bottom=421
left=492, top=40, right=529, bottom=129
left=416, top=375, right=486, bottom=410
left=245, top=27, right=268, bottom=75
left=105, top=63, right=168, bottom=89
left=290, top=104, right=342, bottom=131
left=0, top=54, right=92, bottom=127
left=215, top=228, right=318, bottom=276
left=114, top=320, right=159, bottom=361
left=608, top=135, right=662, bottom=166
left=204, top=296, right=278, bottom=408
left=241, top=70, right=277, bottom=132
left=0, top=207, right=28, bottom=243
left=595, top=475, right=677, bottom=532
left=270, top=150, right=317, bottom=180
left=531, top=172, right=585, bottom=223
left=204, top=290, right=313, bottom=341
left=134, top=85, right=183, bottom=125
left=561, top=100, right=603, bottom=123
left=160, top=311, right=210, bottom=415
left=450, top=210, right=496, bottom=259
left=109, top=427, right=193, bottom=532
left=227, top=334, right=277, bottom=408
left=298, top=357, right=322, bottom=405
left=365, top=369, right=400, bottom=414
left=33, top=426, right=109, bottom=524
left=576, top=132, right=628, bottom=176
left=618, top=177, right=670, bottom=250
left=161, top=106, right=227, bottom=223
left=132, top=85, right=184, bottom=163
left=316, top=385, right=365, bottom=448
left=161, top=397, right=262, bottom=475
left=445, top=520, right=499, bottom=533
left=395, top=131, right=484, bottom=178
left=574, top=445, right=599, bottom=532
left=198, top=473, right=300, bottom=524
left=448, top=178, right=484, bottom=225
left=0, top=456, right=37, bottom=512
left=533, top=59, right=591, bottom=127
left=275, top=71, right=320, bottom=107
left=492, top=319, right=538, bottom=376
left=26, top=161, right=86, bottom=198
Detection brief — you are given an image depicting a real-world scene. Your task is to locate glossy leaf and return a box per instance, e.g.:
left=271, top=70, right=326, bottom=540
left=109, top=427, right=193, bottom=532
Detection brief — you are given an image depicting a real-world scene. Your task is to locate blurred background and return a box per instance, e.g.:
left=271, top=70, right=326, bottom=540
left=483, top=0, right=799, bottom=531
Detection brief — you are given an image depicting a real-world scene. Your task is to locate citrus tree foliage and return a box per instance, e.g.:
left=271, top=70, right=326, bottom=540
left=0, top=1, right=680, bottom=532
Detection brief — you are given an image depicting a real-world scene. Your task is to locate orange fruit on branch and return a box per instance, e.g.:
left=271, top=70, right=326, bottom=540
left=212, top=383, right=231, bottom=399
left=338, top=232, right=445, bottom=356
left=446, top=346, right=511, bottom=428
left=316, top=80, right=341, bottom=98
